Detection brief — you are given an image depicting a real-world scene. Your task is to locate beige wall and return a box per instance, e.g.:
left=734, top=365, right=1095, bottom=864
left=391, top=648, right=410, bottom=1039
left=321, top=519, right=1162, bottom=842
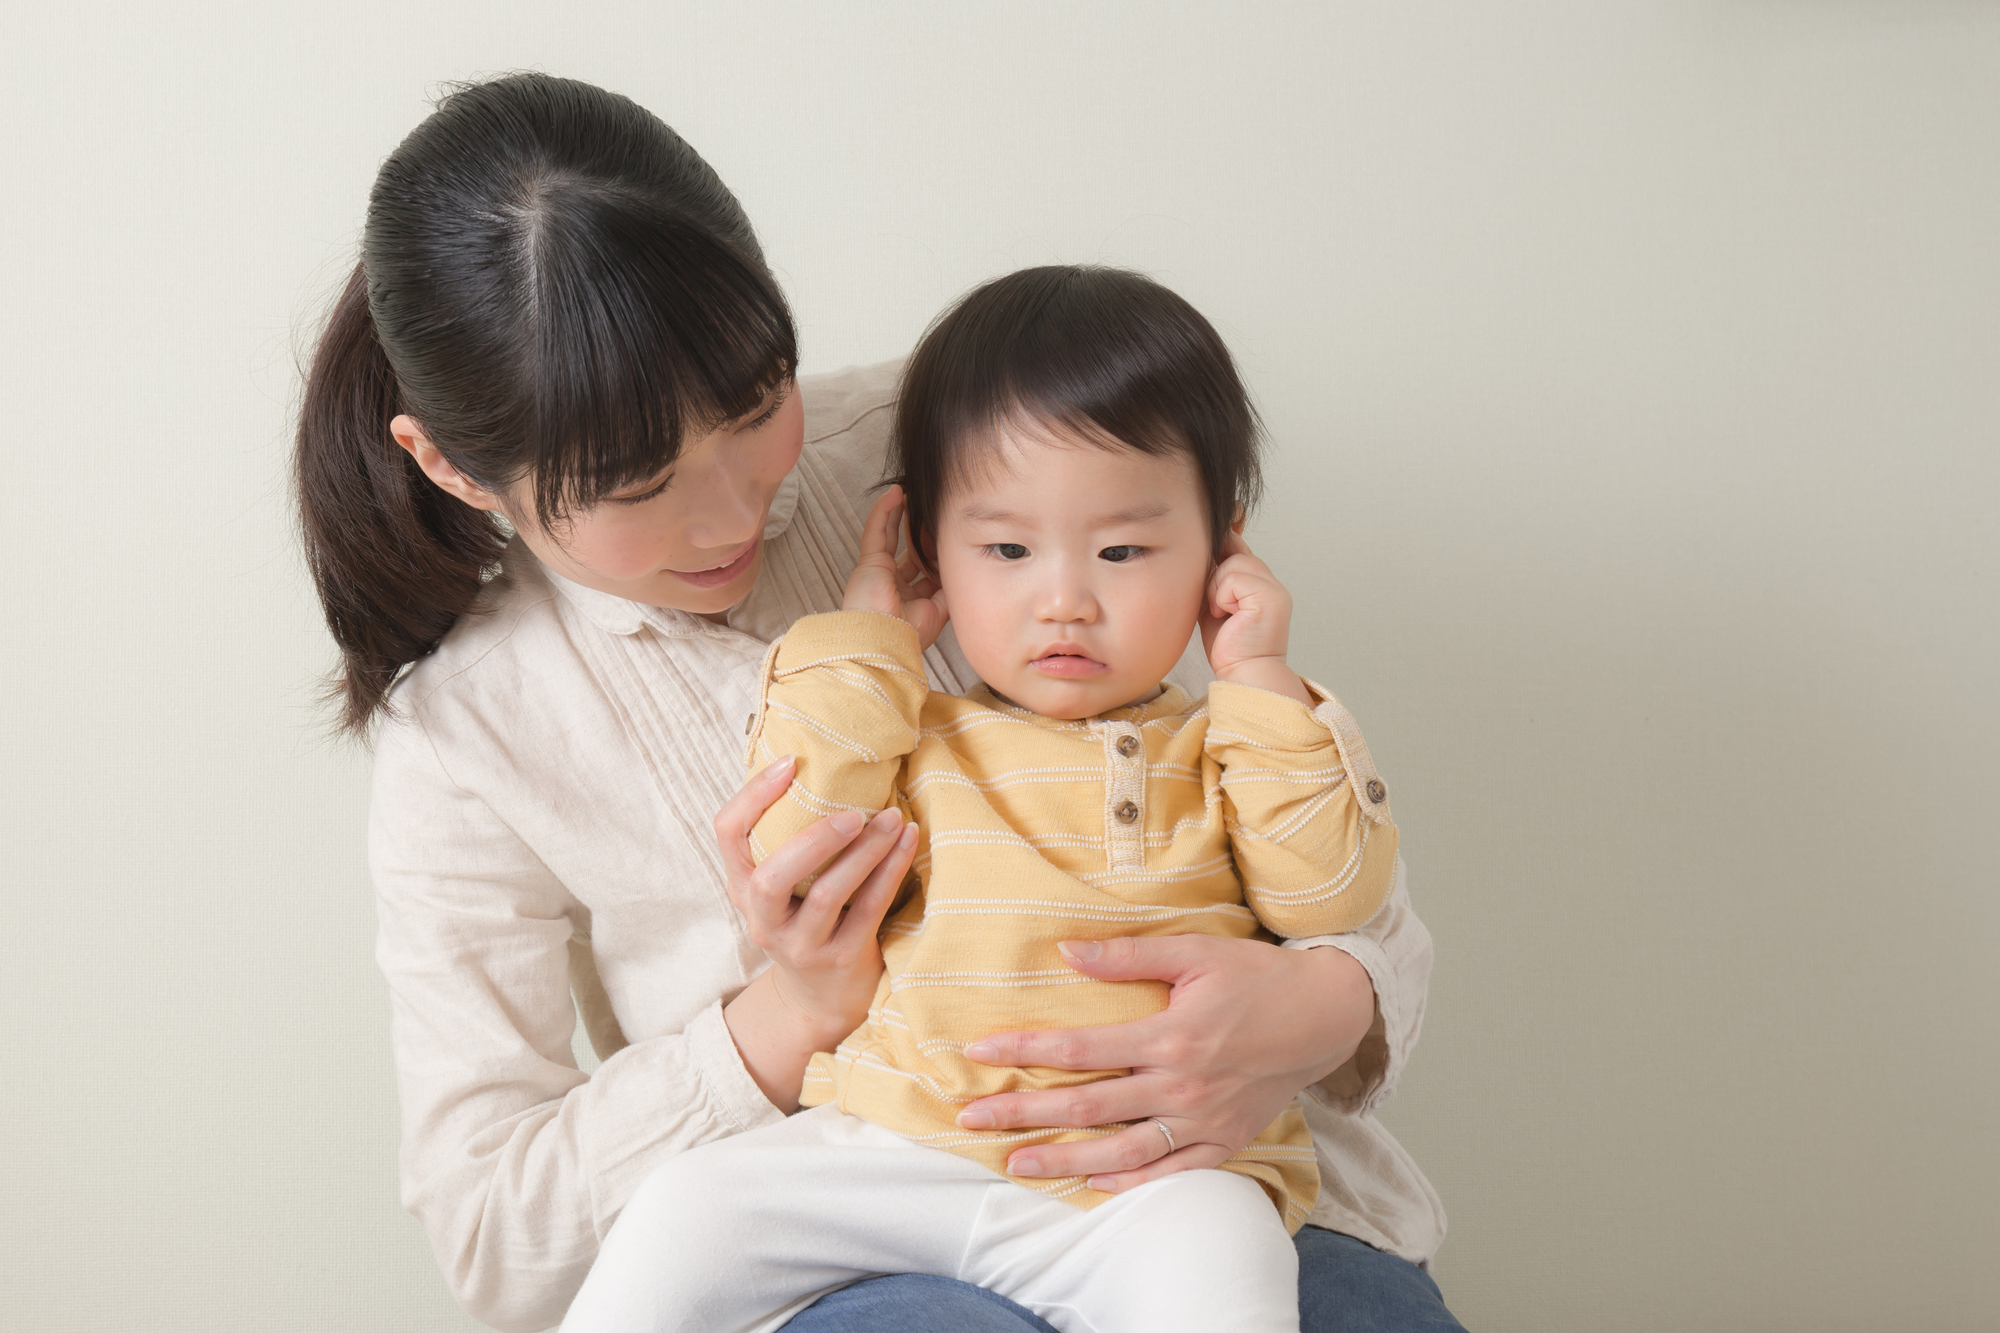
left=5, top=3, right=1995, bottom=1329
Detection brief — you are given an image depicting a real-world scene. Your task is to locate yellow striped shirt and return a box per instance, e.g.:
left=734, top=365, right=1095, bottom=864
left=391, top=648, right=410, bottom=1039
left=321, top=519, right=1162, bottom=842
left=746, top=611, right=1399, bottom=1231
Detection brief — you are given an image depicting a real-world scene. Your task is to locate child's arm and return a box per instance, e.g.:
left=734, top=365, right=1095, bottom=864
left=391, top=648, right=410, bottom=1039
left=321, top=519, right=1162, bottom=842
left=743, top=612, right=930, bottom=873
left=1200, top=533, right=1398, bottom=935
left=744, top=487, right=947, bottom=877
left=1206, top=680, right=1400, bottom=936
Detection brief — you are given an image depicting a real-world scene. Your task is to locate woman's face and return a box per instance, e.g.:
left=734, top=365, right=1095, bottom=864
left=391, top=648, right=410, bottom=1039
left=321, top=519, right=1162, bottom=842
left=403, top=382, right=805, bottom=618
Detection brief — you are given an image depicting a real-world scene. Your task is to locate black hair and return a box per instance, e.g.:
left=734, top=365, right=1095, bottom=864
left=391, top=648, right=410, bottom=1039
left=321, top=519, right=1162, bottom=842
left=890, top=265, right=1262, bottom=559
left=295, top=73, right=795, bottom=734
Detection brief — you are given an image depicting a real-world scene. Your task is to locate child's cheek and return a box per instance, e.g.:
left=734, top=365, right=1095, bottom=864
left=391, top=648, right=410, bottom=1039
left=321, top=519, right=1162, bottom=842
left=1120, top=563, right=1206, bottom=671
left=948, top=570, right=1018, bottom=681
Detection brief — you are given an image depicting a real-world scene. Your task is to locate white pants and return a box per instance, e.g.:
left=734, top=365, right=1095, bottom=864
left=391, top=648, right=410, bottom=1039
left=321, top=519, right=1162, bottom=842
left=562, top=1103, right=1300, bottom=1333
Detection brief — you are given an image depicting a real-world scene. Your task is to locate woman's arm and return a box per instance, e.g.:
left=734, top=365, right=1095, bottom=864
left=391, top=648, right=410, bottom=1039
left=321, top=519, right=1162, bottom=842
left=372, top=716, right=911, bottom=1331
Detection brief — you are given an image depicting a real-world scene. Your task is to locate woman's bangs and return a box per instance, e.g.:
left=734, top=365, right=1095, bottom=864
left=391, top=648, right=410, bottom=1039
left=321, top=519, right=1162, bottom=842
left=526, top=195, right=796, bottom=526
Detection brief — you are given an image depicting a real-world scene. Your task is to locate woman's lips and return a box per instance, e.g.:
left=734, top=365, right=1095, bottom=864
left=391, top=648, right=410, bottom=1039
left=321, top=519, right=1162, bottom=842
left=667, top=539, right=759, bottom=589
left=1030, top=651, right=1109, bottom=679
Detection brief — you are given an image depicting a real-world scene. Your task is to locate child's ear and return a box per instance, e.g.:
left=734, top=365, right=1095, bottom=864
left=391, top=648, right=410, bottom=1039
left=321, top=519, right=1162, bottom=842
left=1230, top=505, right=1247, bottom=536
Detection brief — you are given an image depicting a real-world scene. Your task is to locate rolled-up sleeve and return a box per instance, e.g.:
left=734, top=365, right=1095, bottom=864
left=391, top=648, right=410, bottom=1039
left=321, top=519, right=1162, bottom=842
left=371, top=715, right=783, bottom=1332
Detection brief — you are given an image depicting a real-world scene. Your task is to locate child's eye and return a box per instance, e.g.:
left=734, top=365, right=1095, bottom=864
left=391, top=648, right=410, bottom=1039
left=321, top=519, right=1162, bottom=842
left=986, top=543, right=1030, bottom=561
left=1098, top=545, right=1143, bottom=563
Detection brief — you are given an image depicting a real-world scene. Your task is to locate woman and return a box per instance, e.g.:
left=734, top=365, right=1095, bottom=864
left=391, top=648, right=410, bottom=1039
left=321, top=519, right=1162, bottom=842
left=296, top=73, right=1456, bottom=1333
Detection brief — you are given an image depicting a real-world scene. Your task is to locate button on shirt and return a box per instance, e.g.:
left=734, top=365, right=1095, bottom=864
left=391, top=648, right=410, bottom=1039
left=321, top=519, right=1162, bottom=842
left=368, top=360, right=1446, bottom=1333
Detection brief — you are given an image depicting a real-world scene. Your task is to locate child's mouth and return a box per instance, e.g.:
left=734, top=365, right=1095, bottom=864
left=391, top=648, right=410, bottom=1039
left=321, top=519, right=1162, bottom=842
left=1030, top=650, right=1109, bottom=678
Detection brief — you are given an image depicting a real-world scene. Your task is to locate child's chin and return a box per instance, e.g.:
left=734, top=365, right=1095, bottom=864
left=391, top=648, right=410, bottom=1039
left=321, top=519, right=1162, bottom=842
left=1009, top=680, right=1125, bottom=721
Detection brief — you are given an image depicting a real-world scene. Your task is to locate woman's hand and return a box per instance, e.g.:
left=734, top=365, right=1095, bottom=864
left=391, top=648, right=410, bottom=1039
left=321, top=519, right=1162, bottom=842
left=844, top=486, right=948, bottom=648
left=718, top=755, right=919, bottom=1111
left=1200, top=532, right=1312, bottom=706
left=955, top=935, right=1376, bottom=1192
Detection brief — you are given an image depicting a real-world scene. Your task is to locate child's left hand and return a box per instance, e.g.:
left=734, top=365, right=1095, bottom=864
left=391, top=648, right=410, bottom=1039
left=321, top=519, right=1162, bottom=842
left=1200, top=533, right=1313, bottom=705
left=844, top=486, right=950, bottom=649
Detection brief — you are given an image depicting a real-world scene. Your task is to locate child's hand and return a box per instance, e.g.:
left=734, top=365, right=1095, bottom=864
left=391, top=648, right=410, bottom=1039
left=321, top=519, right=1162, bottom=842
left=1200, top=533, right=1313, bottom=706
left=845, top=486, right=949, bottom=649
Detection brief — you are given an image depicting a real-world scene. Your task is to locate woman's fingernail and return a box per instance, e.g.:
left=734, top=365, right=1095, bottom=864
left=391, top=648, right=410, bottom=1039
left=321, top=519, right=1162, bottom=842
left=1011, top=1155, right=1043, bottom=1177
left=831, top=812, right=864, bottom=836
left=1087, top=1176, right=1118, bottom=1192
left=900, top=823, right=919, bottom=849
left=963, top=1041, right=998, bottom=1062
left=956, top=1107, right=994, bottom=1129
left=769, top=754, right=795, bottom=776
left=873, top=807, right=903, bottom=828
left=1056, top=940, right=1101, bottom=962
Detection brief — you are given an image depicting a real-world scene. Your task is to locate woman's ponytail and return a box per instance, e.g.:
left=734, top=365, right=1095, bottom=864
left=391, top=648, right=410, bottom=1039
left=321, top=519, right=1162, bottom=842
left=294, top=75, right=796, bottom=736
left=294, top=263, right=504, bottom=735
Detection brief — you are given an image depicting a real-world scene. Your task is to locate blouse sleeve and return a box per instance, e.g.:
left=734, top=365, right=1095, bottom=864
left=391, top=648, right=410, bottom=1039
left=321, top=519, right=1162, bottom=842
left=370, top=713, right=783, bottom=1333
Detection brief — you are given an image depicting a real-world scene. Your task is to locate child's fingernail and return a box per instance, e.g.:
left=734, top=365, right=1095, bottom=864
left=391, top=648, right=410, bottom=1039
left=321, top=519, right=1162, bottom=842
left=1011, top=1155, right=1043, bottom=1177
left=831, top=812, right=865, bottom=836
left=956, top=1107, right=994, bottom=1129
left=963, top=1041, right=998, bottom=1062
left=1056, top=940, right=1101, bottom=963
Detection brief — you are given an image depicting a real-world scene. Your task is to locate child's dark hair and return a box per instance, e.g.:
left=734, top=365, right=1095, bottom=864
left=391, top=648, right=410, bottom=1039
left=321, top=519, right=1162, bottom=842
left=295, top=73, right=795, bottom=735
left=891, top=265, right=1262, bottom=558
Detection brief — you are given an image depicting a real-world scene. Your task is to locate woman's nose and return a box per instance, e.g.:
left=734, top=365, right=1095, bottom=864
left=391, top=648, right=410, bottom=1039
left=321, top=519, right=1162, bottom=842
left=680, top=452, right=763, bottom=548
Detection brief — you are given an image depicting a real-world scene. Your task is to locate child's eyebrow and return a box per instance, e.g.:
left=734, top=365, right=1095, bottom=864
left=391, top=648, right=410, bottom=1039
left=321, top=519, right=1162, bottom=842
left=957, top=503, right=1026, bottom=524
left=955, top=501, right=1174, bottom=525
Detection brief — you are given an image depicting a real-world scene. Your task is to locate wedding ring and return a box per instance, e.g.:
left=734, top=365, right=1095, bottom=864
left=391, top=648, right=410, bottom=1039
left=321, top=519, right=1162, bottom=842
left=1148, top=1118, right=1176, bottom=1155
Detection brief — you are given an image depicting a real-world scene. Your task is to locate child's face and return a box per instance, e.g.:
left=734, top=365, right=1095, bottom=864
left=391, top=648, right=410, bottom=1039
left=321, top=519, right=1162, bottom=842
left=932, top=422, right=1212, bottom=720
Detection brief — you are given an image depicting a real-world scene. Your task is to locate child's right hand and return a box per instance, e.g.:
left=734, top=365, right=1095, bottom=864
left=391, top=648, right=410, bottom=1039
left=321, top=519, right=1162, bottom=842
left=844, top=486, right=949, bottom=649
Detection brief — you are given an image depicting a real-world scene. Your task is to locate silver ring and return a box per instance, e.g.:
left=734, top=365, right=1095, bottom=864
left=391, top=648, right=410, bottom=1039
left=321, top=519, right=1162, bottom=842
left=1148, top=1118, right=1176, bottom=1155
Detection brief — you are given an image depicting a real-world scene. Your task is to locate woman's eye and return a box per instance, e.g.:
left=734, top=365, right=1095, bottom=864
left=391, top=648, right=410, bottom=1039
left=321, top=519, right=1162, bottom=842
left=610, top=474, right=675, bottom=505
left=989, top=543, right=1029, bottom=561
left=1098, top=545, right=1142, bottom=563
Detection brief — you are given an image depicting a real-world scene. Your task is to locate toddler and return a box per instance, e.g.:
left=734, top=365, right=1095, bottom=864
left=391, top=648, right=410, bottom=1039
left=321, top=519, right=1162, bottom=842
left=564, top=266, right=1400, bottom=1333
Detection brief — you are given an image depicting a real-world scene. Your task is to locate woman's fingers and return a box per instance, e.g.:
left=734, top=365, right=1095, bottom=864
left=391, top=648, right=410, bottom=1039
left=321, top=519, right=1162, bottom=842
left=858, top=486, right=903, bottom=564
left=956, top=1069, right=1169, bottom=1133
left=713, top=754, right=796, bottom=880
left=1001, top=1117, right=1232, bottom=1185
left=1083, top=1140, right=1236, bottom=1195
left=738, top=807, right=866, bottom=925
left=789, top=808, right=905, bottom=942
left=832, top=817, right=918, bottom=946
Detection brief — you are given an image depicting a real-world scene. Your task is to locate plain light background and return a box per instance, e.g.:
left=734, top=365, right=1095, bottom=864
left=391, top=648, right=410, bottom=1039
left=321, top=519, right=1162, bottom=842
left=4, top=3, right=1995, bottom=1330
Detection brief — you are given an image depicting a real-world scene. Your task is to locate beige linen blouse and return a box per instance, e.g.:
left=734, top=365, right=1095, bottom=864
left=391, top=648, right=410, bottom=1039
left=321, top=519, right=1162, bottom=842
left=369, top=360, right=1448, bottom=1333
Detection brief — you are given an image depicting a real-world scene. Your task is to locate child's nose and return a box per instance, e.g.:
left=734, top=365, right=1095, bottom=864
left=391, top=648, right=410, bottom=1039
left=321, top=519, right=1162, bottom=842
left=1035, top=570, right=1099, bottom=623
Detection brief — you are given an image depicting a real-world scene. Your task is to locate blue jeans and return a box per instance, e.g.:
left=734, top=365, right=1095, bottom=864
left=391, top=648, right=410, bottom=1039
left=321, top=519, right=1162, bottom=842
left=781, top=1225, right=1467, bottom=1332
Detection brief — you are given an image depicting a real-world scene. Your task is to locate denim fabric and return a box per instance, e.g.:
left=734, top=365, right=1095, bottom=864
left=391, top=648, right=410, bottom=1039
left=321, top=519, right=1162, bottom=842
left=782, top=1225, right=1465, bottom=1332
left=1294, top=1227, right=1468, bottom=1332
left=782, top=1272, right=1060, bottom=1332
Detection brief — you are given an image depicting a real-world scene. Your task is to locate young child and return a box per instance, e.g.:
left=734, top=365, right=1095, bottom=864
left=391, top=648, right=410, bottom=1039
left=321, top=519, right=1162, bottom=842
left=562, top=266, right=1400, bottom=1333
